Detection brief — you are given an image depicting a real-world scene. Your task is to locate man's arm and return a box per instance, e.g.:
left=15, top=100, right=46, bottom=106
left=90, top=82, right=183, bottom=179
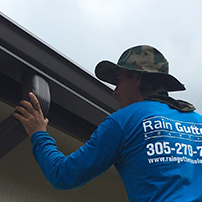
left=14, top=92, right=124, bottom=190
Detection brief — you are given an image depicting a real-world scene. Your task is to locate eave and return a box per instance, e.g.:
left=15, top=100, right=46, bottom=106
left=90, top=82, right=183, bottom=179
left=0, top=12, right=119, bottom=158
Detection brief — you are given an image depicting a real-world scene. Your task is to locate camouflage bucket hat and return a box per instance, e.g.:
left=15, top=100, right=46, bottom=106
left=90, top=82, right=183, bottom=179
left=95, top=45, right=185, bottom=92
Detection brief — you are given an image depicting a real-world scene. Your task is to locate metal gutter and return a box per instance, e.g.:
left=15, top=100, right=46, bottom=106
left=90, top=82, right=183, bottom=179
left=0, top=12, right=119, bottom=128
left=0, top=12, right=120, bottom=158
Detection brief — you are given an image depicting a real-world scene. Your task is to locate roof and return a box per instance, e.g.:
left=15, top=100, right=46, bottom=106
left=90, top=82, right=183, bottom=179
left=0, top=12, right=119, bottom=158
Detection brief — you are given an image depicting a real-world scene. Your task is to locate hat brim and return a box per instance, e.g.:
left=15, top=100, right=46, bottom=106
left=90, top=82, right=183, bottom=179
left=95, top=60, right=186, bottom=92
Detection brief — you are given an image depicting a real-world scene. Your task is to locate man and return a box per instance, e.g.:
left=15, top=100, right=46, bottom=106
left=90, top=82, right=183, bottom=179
left=14, top=45, right=202, bottom=201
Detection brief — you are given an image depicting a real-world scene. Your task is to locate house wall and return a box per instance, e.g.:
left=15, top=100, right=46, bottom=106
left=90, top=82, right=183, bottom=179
left=0, top=125, right=129, bottom=202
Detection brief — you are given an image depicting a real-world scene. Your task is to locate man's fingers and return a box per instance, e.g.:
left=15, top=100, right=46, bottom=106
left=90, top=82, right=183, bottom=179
left=15, top=92, right=43, bottom=118
left=45, top=118, right=49, bottom=125
left=13, top=92, right=48, bottom=137
left=29, top=92, right=41, bottom=112
left=19, top=100, right=35, bottom=114
left=15, top=105, right=31, bottom=117
left=19, top=92, right=42, bottom=115
left=13, top=111, right=26, bottom=123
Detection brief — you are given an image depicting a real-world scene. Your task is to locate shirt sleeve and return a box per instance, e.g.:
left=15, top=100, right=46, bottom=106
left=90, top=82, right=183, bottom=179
left=31, top=117, right=124, bottom=190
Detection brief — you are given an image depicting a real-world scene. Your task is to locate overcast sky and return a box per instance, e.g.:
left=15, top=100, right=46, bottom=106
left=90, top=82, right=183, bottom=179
left=1, top=0, right=202, bottom=113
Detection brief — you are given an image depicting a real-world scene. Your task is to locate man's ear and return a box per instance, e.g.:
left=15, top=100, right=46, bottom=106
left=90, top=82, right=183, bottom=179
left=133, top=74, right=142, bottom=90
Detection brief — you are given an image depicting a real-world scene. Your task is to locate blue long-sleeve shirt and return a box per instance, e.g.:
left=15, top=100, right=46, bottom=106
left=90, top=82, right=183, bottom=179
left=31, top=117, right=124, bottom=189
left=31, top=101, right=202, bottom=201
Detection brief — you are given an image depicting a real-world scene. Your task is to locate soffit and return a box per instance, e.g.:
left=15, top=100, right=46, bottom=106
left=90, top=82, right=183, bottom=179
left=0, top=12, right=119, bottom=158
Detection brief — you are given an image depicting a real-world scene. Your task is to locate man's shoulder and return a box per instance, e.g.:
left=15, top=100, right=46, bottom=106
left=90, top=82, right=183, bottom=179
left=110, top=100, right=200, bottom=122
left=109, top=100, right=163, bottom=121
left=114, top=100, right=164, bottom=114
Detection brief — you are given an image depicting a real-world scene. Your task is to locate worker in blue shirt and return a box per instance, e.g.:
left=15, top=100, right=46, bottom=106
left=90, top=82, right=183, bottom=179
left=14, top=45, right=202, bottom=201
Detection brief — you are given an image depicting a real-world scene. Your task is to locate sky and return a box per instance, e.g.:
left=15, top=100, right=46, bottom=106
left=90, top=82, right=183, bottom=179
left=1, top=0, right=202, bottom=113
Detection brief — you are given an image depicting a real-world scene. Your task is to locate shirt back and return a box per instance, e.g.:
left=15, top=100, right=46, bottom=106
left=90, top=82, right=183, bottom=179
left=111, top=100, right=202, bottom=201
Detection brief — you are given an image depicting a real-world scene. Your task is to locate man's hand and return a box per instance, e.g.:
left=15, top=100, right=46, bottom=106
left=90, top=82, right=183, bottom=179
left=13, top=92, right=48, bottom=137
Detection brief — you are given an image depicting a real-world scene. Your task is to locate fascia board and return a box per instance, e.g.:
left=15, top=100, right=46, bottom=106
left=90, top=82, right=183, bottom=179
left=0, top=12, right=119, bottom=127
left=0, top=12, right=119, bottom=113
